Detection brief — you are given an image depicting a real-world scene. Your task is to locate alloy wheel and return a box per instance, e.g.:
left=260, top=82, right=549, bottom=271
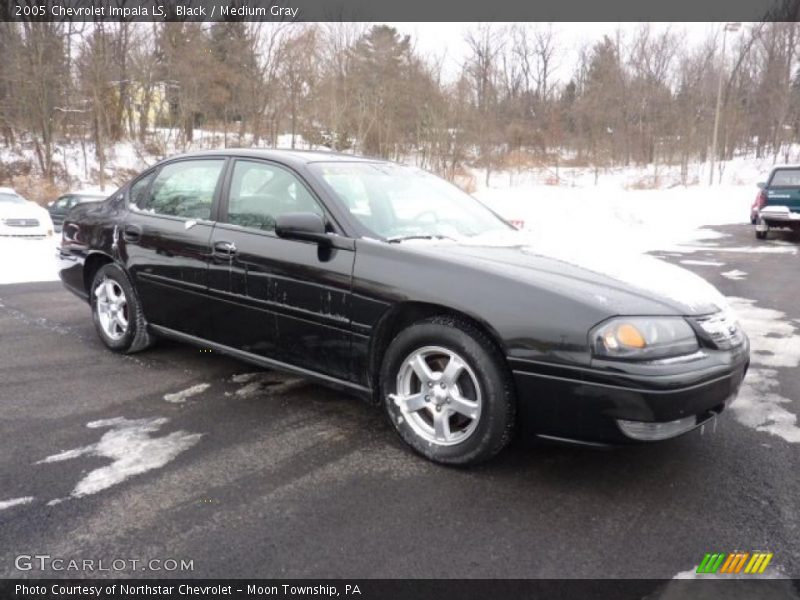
left=94, top=277, right=129, bottom=341
left=390, top=346, right=482, bottom=446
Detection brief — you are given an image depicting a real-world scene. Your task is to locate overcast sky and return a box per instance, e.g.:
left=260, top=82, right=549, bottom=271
left=386, top=22, right=729, bottom=82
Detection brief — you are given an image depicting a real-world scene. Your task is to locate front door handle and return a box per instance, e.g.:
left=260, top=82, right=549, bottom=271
left=213, top=240, right=237, bottom=258
left=122, top=225, right=142, bottom=242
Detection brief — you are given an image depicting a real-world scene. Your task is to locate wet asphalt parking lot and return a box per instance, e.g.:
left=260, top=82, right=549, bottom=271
left=0, top=224, right=798, bottom=590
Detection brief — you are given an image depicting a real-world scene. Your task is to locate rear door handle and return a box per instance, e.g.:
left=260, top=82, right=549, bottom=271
left=123, top=225, right=142, bottom=242
left=213, top=240, right=237, bottom=258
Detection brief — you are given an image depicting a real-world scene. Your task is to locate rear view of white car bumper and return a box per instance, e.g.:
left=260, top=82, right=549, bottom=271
left=0, top=218, right=52, bottom=238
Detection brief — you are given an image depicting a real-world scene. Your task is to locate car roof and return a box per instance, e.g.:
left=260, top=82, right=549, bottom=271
left=156, top=148, right=387, bottom=168
left=0, top=186, right=19, bottom=195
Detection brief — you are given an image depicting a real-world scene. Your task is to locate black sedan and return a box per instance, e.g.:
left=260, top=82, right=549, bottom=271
left=58, top=149, right=750, bottom=464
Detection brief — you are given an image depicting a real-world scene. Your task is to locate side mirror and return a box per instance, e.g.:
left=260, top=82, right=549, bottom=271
left=275, top=212, right=330, bottom=244
left=47, top=200, right=55, bottom=207
left=757, top=182, right=766, bottom=190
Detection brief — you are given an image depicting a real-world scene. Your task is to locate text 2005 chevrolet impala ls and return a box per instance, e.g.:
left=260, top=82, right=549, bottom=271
left=58, top=150, right=750, bottom=464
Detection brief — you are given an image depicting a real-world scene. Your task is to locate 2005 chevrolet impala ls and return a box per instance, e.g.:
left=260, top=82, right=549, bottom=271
left=58, top=150, right=750, bottom=464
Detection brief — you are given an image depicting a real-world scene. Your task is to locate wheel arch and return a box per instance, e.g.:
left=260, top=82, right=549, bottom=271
left=366, top=301, right=508, bottom=403
left=82, top=251, right=115, bottom=296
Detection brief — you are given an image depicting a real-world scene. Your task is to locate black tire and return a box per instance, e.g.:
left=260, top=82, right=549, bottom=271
left=90, top=263, right=154, bottom=354
left=755, top=217, right=769, bottom=240
left=380, top=316, right=515, bottom=465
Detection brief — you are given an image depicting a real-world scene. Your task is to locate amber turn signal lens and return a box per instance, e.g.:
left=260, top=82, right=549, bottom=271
left=616, top=323, right=646, bottom=348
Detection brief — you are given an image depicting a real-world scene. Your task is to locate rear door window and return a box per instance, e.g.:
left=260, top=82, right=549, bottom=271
left=133, top=160, right=225, bottom=220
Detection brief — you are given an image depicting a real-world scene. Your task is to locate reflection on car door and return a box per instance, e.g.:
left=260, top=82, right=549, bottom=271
left=123, top=158, right=225, bottom=338
left=207, top=158, right=355, bottom=381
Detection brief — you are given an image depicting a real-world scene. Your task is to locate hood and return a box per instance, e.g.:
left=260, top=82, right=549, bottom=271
left=399, top=231, right=728, bottom=316
left=0, top=201, right=49, bottom=220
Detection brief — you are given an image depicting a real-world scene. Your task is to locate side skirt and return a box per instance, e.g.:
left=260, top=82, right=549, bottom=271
left=149, top=324, right=373, bottom=401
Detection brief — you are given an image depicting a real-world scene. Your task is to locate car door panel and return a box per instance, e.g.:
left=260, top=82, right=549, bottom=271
left=121, top=158, right=225, bottom=338
left=269, top=241, right=354, bottom=380
left=126, top=215, right=215, bottom=336
left=206, top=225, right=278, bottom=355
left=207, top=158, right=355, bottom=381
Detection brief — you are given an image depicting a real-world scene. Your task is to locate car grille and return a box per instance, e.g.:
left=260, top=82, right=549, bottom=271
left=3, top=218, right=39, bottom=227
left=693, top=311, right=745, bottom=350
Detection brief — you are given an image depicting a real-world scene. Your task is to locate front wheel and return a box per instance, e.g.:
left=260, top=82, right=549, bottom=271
left=90, top=263, right=154, bottom=353
left=380, top=316, right=515, bottom=465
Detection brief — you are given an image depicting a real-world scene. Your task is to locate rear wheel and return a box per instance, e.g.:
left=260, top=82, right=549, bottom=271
left=90, top=263, right=154, bottom=353
left=380, top=316, right=515, bottom=465
left=755, top=217, right=769, bottom=240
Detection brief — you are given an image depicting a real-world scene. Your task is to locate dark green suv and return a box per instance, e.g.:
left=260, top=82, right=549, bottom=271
left=752, top=166, right=800, bottom=239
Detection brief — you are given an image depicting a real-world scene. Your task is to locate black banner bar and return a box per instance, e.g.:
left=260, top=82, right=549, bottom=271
left=2, top=580, right=800, bottom=600
left=2, top=0, right=799, bottom=22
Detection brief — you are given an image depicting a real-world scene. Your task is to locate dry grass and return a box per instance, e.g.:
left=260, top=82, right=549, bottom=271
left=452, top=166, right=476, bottom=194
left=625, top=176, right=662, bottom=190
left=5, top=174, right=66, bottom=206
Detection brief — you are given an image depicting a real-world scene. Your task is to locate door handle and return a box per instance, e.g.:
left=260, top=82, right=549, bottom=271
left=213, top=240, right=237, bottom=258
left=122, top=225, right=142, bottom=242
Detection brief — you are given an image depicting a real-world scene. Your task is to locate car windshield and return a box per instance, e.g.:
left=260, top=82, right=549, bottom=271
left=309, top=162, right=512, bottom=240
left=0, top=192, right=26, bottom=204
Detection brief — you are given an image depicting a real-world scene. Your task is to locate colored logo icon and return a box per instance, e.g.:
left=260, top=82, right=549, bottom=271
left=697, top=552, right=773, bottom=574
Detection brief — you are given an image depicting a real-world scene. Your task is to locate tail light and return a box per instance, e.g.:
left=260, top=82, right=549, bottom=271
left=753, top=190, right=767, bottom=211
left=62, top=223, right=80, bottom=245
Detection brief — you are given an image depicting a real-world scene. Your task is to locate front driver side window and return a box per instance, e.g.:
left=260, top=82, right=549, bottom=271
left=134, top=160, right=225, bottom=220
left=227, top=160, right=324, bottom=231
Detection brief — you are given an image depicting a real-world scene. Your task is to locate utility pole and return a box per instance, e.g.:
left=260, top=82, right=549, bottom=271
left=709, top=22, right=741, bottom=185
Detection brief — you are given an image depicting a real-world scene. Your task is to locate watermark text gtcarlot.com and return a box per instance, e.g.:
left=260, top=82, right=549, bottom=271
left=15, top=554, right=194, bottom=572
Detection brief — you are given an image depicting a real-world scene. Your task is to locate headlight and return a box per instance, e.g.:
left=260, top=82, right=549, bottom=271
left=590, top=317, right=699, bottom=360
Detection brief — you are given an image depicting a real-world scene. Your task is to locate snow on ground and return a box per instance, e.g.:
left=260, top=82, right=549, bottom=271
left=722, top=269, right=748, bottom=281
left=163, top=382, right=211, bottom=404
left=474, top=182, right=754, bottom=255
left=36, top=417, right=201, bottom=498
left=0, top=237, right=59, bottom=285
left=231, top=372, right=262, bottom=384
left=672, top=564, right=789, bottom=579
left=728, top=297, right=800, bottom=444
left=0, top=496, right=34, bottom=511
left=227, top=371, right=307, bottom=398
left=681, top=259, right=725, bottom=266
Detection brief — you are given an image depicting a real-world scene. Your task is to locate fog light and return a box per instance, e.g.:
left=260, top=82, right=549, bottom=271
left=617, top=416, right=697, bottom=441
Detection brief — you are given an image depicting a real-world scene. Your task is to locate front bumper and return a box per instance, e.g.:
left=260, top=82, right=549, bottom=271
left=510, top=338, right=749, bottom=445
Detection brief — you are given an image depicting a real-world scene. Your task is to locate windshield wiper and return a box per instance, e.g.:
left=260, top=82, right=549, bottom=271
left=386, top=234, right=455, bottom=243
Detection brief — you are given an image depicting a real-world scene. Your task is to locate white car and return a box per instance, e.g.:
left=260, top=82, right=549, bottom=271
left=0, top=187, right=54, bottom=238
